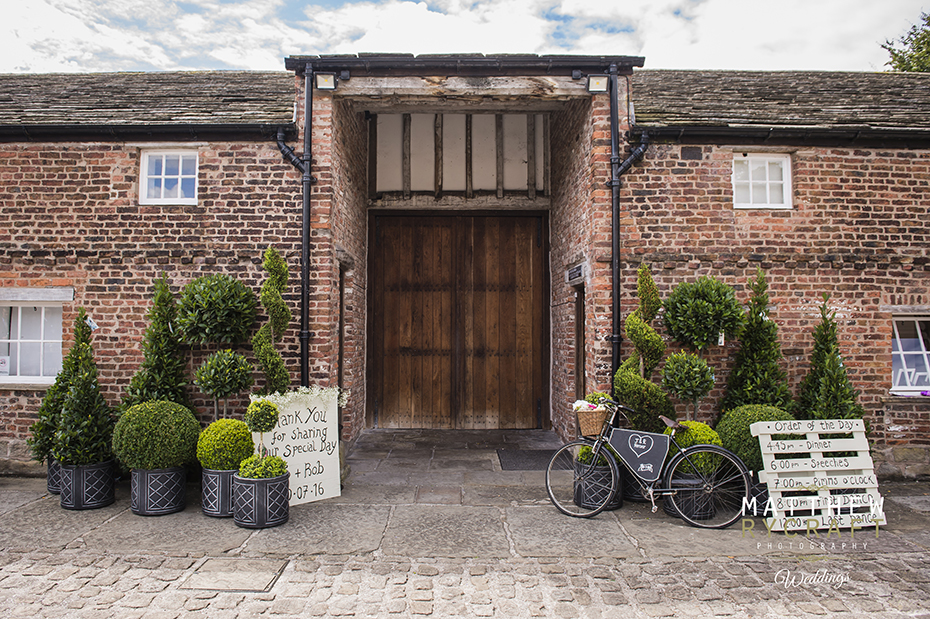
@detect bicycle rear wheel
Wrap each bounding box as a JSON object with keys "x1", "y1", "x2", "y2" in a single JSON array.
[
  {"x1": 663, "y1": 444, "x2": 750, "y2": 529},
  {"x1": 546, "y1": 440, "x2": 619, "y2": 518}
]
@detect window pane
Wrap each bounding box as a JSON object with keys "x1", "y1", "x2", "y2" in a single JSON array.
[
  {"x1": 44, "y1": 306, "x2": 62, "y2": 340},
  {"x1": 19, "y1": 342, "x2": 40, "y2": 375},
  {"x1": 769, "y1": 182, "x2": 784, "y2": 204},
  {"x1": 750, "y1": 161, "x2": 767, "y2": 181},
  {"x1": 181, "y1": 155, "x2": 196, "y2": 176},
  {"x1": 735, "y1": 183, "x2": 751, "y2": 203},
  {"x1": 893, "y1": 353, "x2": 905, "y2": 386},
  {"x1": 165, "y1": 155, "x2": 180, "y2": 176},
  {"x1": 897, "y1": 320, "x2": 922, "y2": 351},
  {"x1": 734, "y1": 160, "x2": 749, "y2": 181},
  {"x1": 147, "y1": 178, "x2": 161, "y2": 199},
  {"x1": 147, "y1": 155, "x2": 162, "y2": 176},
  {"x1": 919, "y1": 320, "x2": 930, "y2": 350},
  {"x1": 911, "y1": 355, "x2": 929, "y2": 387},
  {"x1": 19, "y1": 307, "x2": 41, "y2": 340},
  {"x1": 181, "y1": 177, "x2": 195, "y2": 198},
  {"x1": 164, "y1": 178, "x2": 179, "y2": 198},
  {"x1": 768, "y1": 161, "x2": 783, "y2": 181},
  {"x1": 751, "y1": 183, "x2": 767, "y2": 203},
  {"x1": 43, "y1": 343, "x2": 62, "y2": 377},
  {"x1": 0, "y1": 306, "x2": 10, "y2": 341},
  {"x1": 7, "y1": 342, "x2": 18, "y2": 375}
]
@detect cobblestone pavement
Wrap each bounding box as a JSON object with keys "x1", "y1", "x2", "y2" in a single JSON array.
[{"x1": 2, "y1": 430, "x2": 930, "y2": 618}]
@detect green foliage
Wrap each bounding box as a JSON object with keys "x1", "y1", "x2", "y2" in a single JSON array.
[
  {"x1": 716, "y1": 405, "x2": 794, "y2": 474},
  {"x1": 51, "y1": 341, "x2": 115, "y2": 466},
  {"x1": 721, "y1": 268, "x2": 792, "y2": 415},
  {"x1": 28, "y1": 308, "x2": 93, "y2": 462},
  {"x1": 238, "y1": 454, "x2": 288, "y2": 479},
  {"x1": 884, "y1": 12, "x2": 930, "y2": 72},
  {"x1": 577, "y1": 444, "x2": 620, "y2": 467},
  {"x1": 252, "y1": 248, "x2": 292, "y2": 395},
  {"x1": 584, "y1": 392, "x2": 611, "y2": 406},
  {"x1": 196, "y1": 418, "x2": 255, "y2": 471},
  {"x1": 194, "y1": 349, "x2": 254, "y2": 417},
  {"x1": 665, "y1": 420, "x2": 722, "y2": 474},
  {"x1": 613, "y1": 369, "x2": 675, "y2": 434},
  {"x1": 122, "y1": 275, "x2": 190, "y2": 411},
  {"x1": 177, "y1": 273, "x2": 257, "y2": 345},
  {"x1": 663, "y1": 276, "x2": 744, "y2": 352},
  {"x1": 112, "y1": 400, "x2": 200, "y2": 470},
  {"x1": 245, "y1": 399, "x2": 280, "y2": 434},
  {"x1": 662, "y1": 352, "x2": 715, "y2": 421}
]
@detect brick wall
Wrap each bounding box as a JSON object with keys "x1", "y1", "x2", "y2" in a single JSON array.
[
  {"x1": 0, "y1": 139, "x2": 305, "y2": 468},
  {"x1": 616, "y1": 143, "x2": 930, "y2": 475}
]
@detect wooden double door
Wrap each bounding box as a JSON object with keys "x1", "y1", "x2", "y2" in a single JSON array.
[{"x1": 368, "y1": 213, "x2": 549, "y2": 429}]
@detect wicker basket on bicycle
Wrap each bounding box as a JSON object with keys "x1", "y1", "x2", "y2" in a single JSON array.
[{"x1": 575, "y1": 408, "x2": 609, "y2": 438}]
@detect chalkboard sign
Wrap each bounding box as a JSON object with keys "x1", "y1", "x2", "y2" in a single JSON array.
[
  {"x1": 252, "y1": 389, "x2": 342, "y2": 506},
  {"x1": 750, "y1": 418, "x2": 885, "y2": 532},
  {"x1": 608, "y1": 428, "x2": 670, "y2": 482}
]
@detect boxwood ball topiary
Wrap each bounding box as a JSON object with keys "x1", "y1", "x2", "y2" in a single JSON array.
[
  {"x1": 197, "y1": 418, "x2": 255, "y2": 471},
  {"x1": 245, "y1": 399, "x2": 280, "y2": 433},
  {"x1": 664, "y1": 420, "x2": 723, "y2": 475},
  {"x1": 239, "y1": 454, "x2": 288, "y2": 479},
  {"x1": 112, "y1": 400, "x2": 201, "y2": 470},
  {"x1": 716, "y1": 405, "x2": 794, "y2": 474}
]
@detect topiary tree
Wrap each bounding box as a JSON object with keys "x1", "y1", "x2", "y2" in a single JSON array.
[
  {"x1": 251, "y1": 248, "x2": 292, "y2": 395},
  {"x1": 613, "y1": 264, "x2": 674, "y2": 433},
  {"x1": 195, "y1": 349, "x2": 254, "y2": 419},
  {"x1": 663, "y1": 420, "x2": 722, "y2": 474},
  {"x1": 197, "y1": 418, "x2": 255, "y2": 471},
  {"x1": 112, "y1": 400, "x2": 201, "y2": 470},
  {"x1": 716, "y1": 404, "x2": 794, "y2": 474},
  {"x1": 662, "y1": 351, "x2": 715, "y2": 421},
  {"x1": 177, "y1": 273, "x2": 257, "y2": 345},
  {"x1": 52, "y1": 341, "x2": 114, "y2": 466},
  {"x1": 795, "y1": 295, "x2": 865, "y2": 421},
  {"x1": 663, "y1": 276, "x2": 744, "y2": 353},
  {"x1": 245, "y1": 398, "x2": 280, "y2": 457},
  {"x1": 720, "y1": 268, "x2": 792, "y2": 415},
  {"x1": 28, "y1": 308, "x2": 93, "y2": 463},
  {"x1": 122, "y1": 275, "x2": 190, "y2": 411}
]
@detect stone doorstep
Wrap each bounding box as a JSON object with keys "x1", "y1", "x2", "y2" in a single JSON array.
[{"x1": 179, "y1": 558, "x2": 288, "y2": 592}]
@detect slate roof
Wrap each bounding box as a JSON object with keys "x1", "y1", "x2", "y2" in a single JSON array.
[
  {"x1": 630, "y1": 70, "x2": 930, "y2": 144},
  {"x1": 0, "y1": 71, "x2": 296, "y2": 139}
]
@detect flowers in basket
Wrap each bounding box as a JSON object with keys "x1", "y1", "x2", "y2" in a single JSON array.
[{"x1": 573, "y1": 399, "x2": 605, "y2": 412}]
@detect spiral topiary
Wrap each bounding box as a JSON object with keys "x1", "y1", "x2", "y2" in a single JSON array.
[
  {"x1": 197, "y1": 419, "x2": 255, "y2": 471},
  {"x1": 112, "y1": 400, "x2": 200, "y2": 470},
  {"x1": 716, "y1": 405, "x2": 794, "y2": 474},
  {"x1": 252, "y1": 247, "x2": 292, "y2": 395},
  {"x1": 664, "y1": 420, "x2": 722, "y2": 475}
]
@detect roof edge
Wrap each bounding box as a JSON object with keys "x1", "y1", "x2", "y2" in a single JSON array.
[{"x1": 284, "y1": 54, "x2": 645, "y2": 76}]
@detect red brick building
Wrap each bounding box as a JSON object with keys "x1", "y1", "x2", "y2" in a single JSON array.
[{"x1": 1, "y1": 57, "x2": 928, "y2": 478}]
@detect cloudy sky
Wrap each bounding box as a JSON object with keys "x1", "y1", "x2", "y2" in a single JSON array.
[{"x1": 3, "y1": 0, "x2": 927, "y2": 74}]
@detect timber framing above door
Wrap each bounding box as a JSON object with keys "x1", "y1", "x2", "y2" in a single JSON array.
[{"x1": 367, "y1": 212, "x2": 550, "y2": 430}]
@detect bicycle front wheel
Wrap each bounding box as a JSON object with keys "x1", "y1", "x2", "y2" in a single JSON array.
[
  {"x1": 546, "y1": 440, "x2": 619, "y2": 518},
  {"x1": 663, "y1": 445, "x2": 750, "y2": 529}
]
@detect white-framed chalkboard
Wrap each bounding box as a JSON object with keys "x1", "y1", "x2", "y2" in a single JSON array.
[{"x1": 750, "y1": 418, "x2": 886, "y2": 532}]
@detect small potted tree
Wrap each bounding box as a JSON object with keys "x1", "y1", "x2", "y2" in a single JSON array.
[
  {"x1": 662, "y1": 352, "x2": 715, "y2": 422},
  {"x1": 662, "y1": 420, "x2": 723, "y2": 520},
  {"x1": 233, "y1": 398, "x2": 289, "y2": 528},
  {"x1": 52, "y1": 335, "x2": 116, "y2": 511},
  {"x1": 197, "y1": 418, "x2": 254, "y2": 518},
  {"x1": 112, "y1": 400, "x2": 201, "y2": 516},
  {"x1": 194, "y1": 349, "x2": 254, "y2": 419}
]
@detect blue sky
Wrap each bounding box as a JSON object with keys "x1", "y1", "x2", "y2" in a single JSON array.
[{"x1": 3, "y1": 0, "x2": 927, "y2": 73}]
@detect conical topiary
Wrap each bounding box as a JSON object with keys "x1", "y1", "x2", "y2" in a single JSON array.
[
  {"x1": 52, "y1": 341, "x2": 114, "y2": 466},
  {"x1": 28, "y1": 308, "x2": 93, "y2": 463},
  {"x1": 121, "y1": 274, "x2": 190, "y2": 411},
  {"x1": 720, "y1": 268, "x2": 792, "y2": 415}
]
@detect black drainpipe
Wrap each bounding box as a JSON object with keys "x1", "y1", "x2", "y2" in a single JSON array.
[
  {"x1": 608, "y1": 63, "x2": 649, "y2": 387},
  {"x1": 276, "y1": 64, "x2": 315, "y2": 388}
]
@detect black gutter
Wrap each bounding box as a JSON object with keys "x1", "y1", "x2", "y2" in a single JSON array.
[
  {"x1": 0, "y1": 123, "x2": 294, "y2": 143},
  {"x1": 609, "y1": 64, "x2": 650, "y2": 387},
  {"x1": 630, "y1": 124, "x2": 930, "y2": 148}
]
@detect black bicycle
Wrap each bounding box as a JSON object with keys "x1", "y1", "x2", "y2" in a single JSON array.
[{"x1": 545, "y1": 397, "x2": 750, "y2": 528}]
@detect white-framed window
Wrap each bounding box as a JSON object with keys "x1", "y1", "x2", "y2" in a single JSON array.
[
  {"x1": 140, "y1": 150, "x2": 198, "y2": 205},
  {"x1": 892, "y1": 316, "x2": 930, "y2": 394},
  {"x1": 733, "y1": 153, "x2": 792, "y2": 209},
  {"x1": 0, "y1": 289, "x2": 72, "y2": 386}
]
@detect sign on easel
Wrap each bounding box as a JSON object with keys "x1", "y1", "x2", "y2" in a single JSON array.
[
  {"x1": 252, "y1": 389, "x2": 342, "y2": 506},
  {"x1": 750, "y1": 418, "x2": 885, "y2": 532}
]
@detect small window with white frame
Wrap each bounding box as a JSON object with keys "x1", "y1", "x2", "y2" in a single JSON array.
[
  {"x1": 733, "y1": 153, "x2": 792, "y2": 209},
  {"x1": 0, "y1": 289, "x2": 72, "y2": 386},
  {"x1": 140, "y1": 150, "x2": 198, "y2": 205},
  {"x1": 892, "y1": 316, "x2": 930, "y2": 394}
]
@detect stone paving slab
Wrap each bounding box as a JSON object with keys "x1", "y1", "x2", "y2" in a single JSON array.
[{"x1": 381, "y1": 505, "x2": 513, "y2": 558}]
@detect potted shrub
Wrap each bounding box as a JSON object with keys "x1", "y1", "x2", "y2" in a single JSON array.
[
  {"x1": 194, "y1": 349, "x2": 254, "y2": 419},
  {"x1": 716, "y1": 404, "x2": 795, "y2": 516},
  {"x1": 112, "y1": 400, "x2": 201, "y2": 516},
  {"x1": 662, "y1": 420, "x2": 722, "y2": 520},
  {"x1": 197, "y1": 418, "x2": 255, "y2": 518},
  {"x1": 28, "y1": 308, "x2": 93, "y2": 494},
  {"x1": 574, "y1": 444, "x2": 623, "y2": 511},
  {"x1": 52, "y1": 336, "x2": 116, "y2": 510},
  {"x1": 233, "y1": 399, "x2": 289, "y2": 528}
]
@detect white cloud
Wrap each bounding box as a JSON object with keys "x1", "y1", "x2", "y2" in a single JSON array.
[{"x1": 1, "y1": 0, "x2": 927, "y2": 73}]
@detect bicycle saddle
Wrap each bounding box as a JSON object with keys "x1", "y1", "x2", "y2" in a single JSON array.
[{"x1": 659, "y1": 415, "x2": 684, "y2": 430}]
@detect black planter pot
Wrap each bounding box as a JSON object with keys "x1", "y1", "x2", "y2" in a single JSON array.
[
  {"x1": 47, "y1": 458, "x2": 61, "y2": 495},
  {"x1": 664, "y1": 473, "x2": 715, "y2": 521},
  {"x1": 59, "y1": 460, "x2": 116, "y2": 510},
  {"x1": 623, "y1": 471, "x2": 650, "y2": 503},
  {"x1": 573, "y1": 461, "x2": 622, "y2": 511},
  {"x1": 131, "y1": 467, "x2": 186, "y2": 516},
  {"x1": 233, "y1": 473, "x2": 290, "y2": 529},
  {"x1": 201, "y1": 468, "x2": 236, "y2": 518}
]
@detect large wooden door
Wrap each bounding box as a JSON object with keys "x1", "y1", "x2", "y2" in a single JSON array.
[{"x1": 368, "y1": 213, "x2": 549, "y2": 429}]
